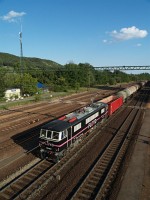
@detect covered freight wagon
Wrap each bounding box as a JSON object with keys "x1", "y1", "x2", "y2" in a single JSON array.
[
  {"x1": 107, "y1": 96, "x2": 123, "y2": 115},
  {"x1": 99, "y1": 95, "x2": 123, "y2": 115}
]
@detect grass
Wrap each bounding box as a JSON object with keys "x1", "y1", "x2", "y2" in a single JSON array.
[{"x1": 0, "y1": 87, "x2": 90, "y2": 110}]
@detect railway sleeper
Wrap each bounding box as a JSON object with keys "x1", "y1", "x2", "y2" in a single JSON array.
[
  {"x1": 15, "y1": 180, "x2": 28, "y2": 188},
  {"x1": 77, "y1": 192, "x2": 91, "y2": 199},
  {"x1": 81, "y1": 187, "x2": 93, "y2": 195},
  {"x1": 99, "y1": 184, "x2": 110, "y2": 197},
  {"x1": 31, "y1": 169, "x2": 42, "y2": 174},
  {"x1": 95, "y1": 166, "x2": 106, "y2": 172},
  {"x1": 99, "y1": 161, "x2": 108, "y2": 167},
  {"x1": 27, "y1": 173, "x2": 38, "y2": 178},
  {"x1": 107, "y1": 143, "x2": 118, "y2": 149},
  {"x1": 102, "y1": 157, "x2": 111, "y2": 162},
  {"x1": 105, "y1": 183, "x2": 111, "y2": 190},
  {"x1": 0, "y1": 192, "x2": 10, "y2": 200},
  {"x1": 106, "y1": 147, "x2": 117, "y2": 152},
  {"x1": 112, "y1": 140, "x2": 122, "y2": 145},
  {"x1": 34, "y1": 166, "x2": 46, "y2": 171},
  {"x1": 95, "y1": 168, "x2": 104, "y2": 174},
  {"x1": 103, "y1": 154, "x2": 112, "y2": 159},
  {"x1": 36, "y1": 166, "x2": 48, "y2": 171},
  {"x1": 8, "y1": 184, "x2": 21, "y2": 193},
  {"x1": 19, "y1": 193, "x2": 29, "y2": 200},
  {"x1": 106, "y1": 148, "x2": 116, "y2": 153},
  {"x1": 40, "y1": 163, "x2": 51, "y2": 168},
  {"x1": 111, "y1": 143, "x2": 120, "y2": 147},
  {"x1": 21, "y1": 176, "x2": 32, "y2": 183},
  {"x1": 36, "y1": 179, "x2": 45, "y2": 186},
  {"x1": 100, "y1": 159, "x2": 109, "y2": 164},
  {"x1": 2, "y1": 187, "x2": 15, "y2": 198},
  {"x1": 43, "y1": 173, "x2": 52, "y2": 179},
  {"x1": 85, "y1": 183, "x2": 96, "y2": 189},
  {"x1": 92, "y1": 171, "x2": 102, "y2": 177},
  {"x1": 103, "y1": 151, "x2": 113, "y2": 157},
  {"x1": 88, "y1": 179, "x2": 98, "y2": 186},
  {"x1": 90, "y1": 175, "x2": 100, "y2": 182}
]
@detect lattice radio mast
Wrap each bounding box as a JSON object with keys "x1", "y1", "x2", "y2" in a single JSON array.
[
  {"x1": 19, "y1": 24, "x2": 23, "y2": 76},
  {"x1": 19, "y1": 23, "x2": 24, "y2": 94}
]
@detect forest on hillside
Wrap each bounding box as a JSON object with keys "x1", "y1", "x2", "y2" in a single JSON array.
[{"x1": 0, "y1": 52, "x2": 150, "y2": 98}]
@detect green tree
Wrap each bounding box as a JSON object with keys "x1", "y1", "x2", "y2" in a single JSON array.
[
  {"x1": 0, "y1": 68, "x2": 7, "y2": 98},
  {"x1": 19, "y1": 73, "x2": 38, "y2": 95}
]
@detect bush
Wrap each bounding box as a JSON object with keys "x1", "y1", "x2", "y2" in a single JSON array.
[
  {"x1": 53, "y1": 85, "x2": 68, "y2": 92},
  {"x1": 34, "y1": 94, "x2": 41, "y2": 102}
]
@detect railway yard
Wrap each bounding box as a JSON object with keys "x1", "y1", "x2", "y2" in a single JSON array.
[{"x1": 0, "y1": 82, "x2": 150, "y2": 200}]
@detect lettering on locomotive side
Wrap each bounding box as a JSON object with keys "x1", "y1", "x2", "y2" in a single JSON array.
[
  {"x1": 88, "y1": 119, "x2": 97, "y2": 129},
  {"x1": 40, "y1": 141, "x2": 53, "y2": 147}
]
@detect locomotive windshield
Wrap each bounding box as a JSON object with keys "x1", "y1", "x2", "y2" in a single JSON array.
[
  {"x1": 40, "y1": 129, "x2": 60, "y2": 140},
  {"x1": 47, "y1": 130, "x2": 52, "y2": 139},
  {"x1": 40, "y1": 129, "x2": 47, "y2": 138},
  {"x1": 52, "y1": 132, "x2": 59, "y2": 140}
]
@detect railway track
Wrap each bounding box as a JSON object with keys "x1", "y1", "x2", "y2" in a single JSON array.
[
  {"x1": 0, "y1": 102, "x2": 46, "y2": 116},
  {"x1": 0, "y1": 89, "x2": 119, "y2": 124},
  {"x1": 70, "y1": 88, "x2": 148, "y2": 200},
  {"x1": 71, "y1": 108, "x2": 141, "y2": 199},
  {"x1": 0, "y1": 85, "x2": 148, "y2": 199},
  {"x1": 106, "y1": 86, "x2": 150, "y2": 200},
  {"x1": 35, "y1": 87, "x2": 148, "y2": 200},
  {"x1": 0, "y1": 159, "x2": 53, "y2": 200}
]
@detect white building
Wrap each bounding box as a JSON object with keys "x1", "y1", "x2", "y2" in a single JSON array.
[{"x1": 5, "y1": 89, "x2": 21, "y2": 101}]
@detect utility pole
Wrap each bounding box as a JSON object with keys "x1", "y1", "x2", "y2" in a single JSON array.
[
  {"x1": 19, "y1": 26, "x2": 23, "y2": 76},
  {"x1": 19, "y1": 24, "x2": 23, "y2": 94}
]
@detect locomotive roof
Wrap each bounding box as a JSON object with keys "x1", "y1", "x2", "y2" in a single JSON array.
[
  {"x1": 42, "y1": 119, "x2": 72, "y2": 131},
  {"x1": 41, "y1": 102, "x2": 107, "y2": 132}
]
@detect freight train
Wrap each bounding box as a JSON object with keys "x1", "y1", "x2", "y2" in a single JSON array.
[{"x1": 39, "y1": 82, "x2": 146, "y2": 162}]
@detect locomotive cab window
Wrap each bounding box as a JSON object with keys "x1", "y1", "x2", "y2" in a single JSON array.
[
  {"x1": 52, "y1": 131, "x2": 59, "y2": 140},
  {"x1": 61, "y1": 131, "x2": 67, "y2": 139},
  {"x1": 40, "y1": 129, "x2": 47, "y2": 138},
  {"x1": 47, "y1": 130, "x2": 52, "y2": 139},
  {"x1": 101, "y1": 108, "x2": 105, "y2": 114}
]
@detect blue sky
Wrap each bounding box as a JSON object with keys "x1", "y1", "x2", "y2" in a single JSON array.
[{"x1": 0, "y1": 0, "x2": 150, "y2": 69}]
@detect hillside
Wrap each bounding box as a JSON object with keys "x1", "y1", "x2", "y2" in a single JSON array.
[{"x1": 0, "y1": 52, "x2": 62, "y2": 71}]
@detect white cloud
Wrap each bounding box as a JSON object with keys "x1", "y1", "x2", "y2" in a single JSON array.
[
  {"x1": 110, "y1": 26, "x2": 148, "y2": 41},
  {"x1": 102, "y1": 39, "x2": 107, "y2": 43},
  {"x1": 1, "y1": 10, "x2": 26, "y2": 22},
  {"x1": 102, "y1": 39, "x2": 113, "y2": 44},
  {"x1": 136, "y1": 43, "x2": 142, "y2": 47}
]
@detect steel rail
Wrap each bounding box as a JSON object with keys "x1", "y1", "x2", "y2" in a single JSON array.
[{"x1": 0, "y1": 159, "x2": 52, "y2": 200}]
